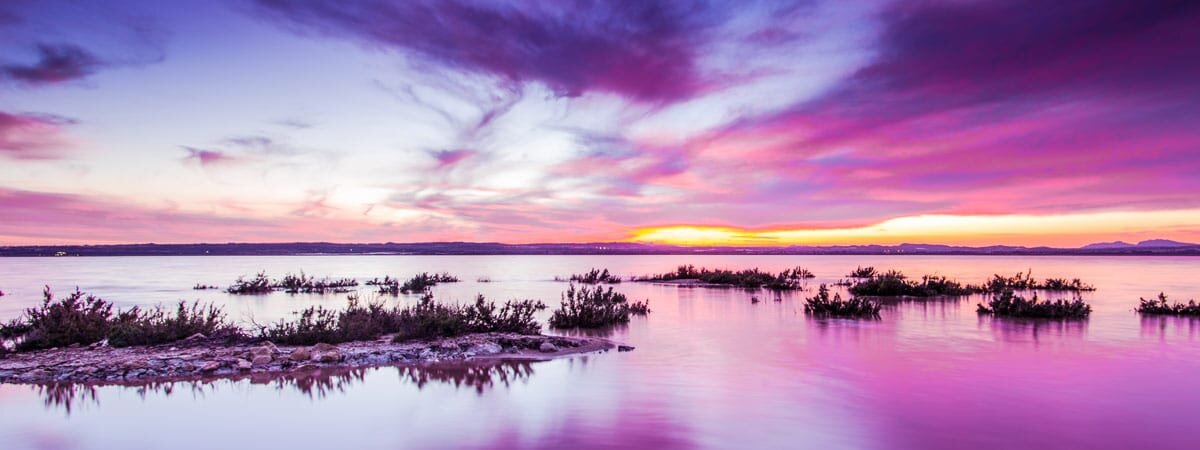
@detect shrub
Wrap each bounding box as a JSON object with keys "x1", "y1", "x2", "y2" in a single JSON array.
[
  {"x1": 192, "y1": 284, "x2": 219, "y2": 290},
  {"x1": 635, "y1": 265, "x2": 811, "y2": 290},
  {"x1": 1136, "y1": 293, "x2": 1200, "y2": 316},
  {"x1": 849, "y1": 271, "x2": 976, "y2": 297},
  {"x1": 398, "y1": 272, "x2": 460, "y2": 294},
  {"x1": 226, "y1": 272, "x2": 272, "y2": 294},
  {"x1": 274, "y1": 272, "x2": 358, "y2": 294},
  {"x1": 804, "y1": 285, "x2": 880, "y2": 318},
  {"x1": 548, "y1": 284, "x2": 649, "y2": 328},
  {"x1": 976, "y1": 290, "x2": 1091, "y2": 319},
  {"x1": 564, "y1": 268, "x2": 622, "y2": 284},
  {"x1": 847, "y1": 266, "x2": 878, "y2": 278},
  {"x1": 0, "y1": 287, "x2": 242, "y2": 351},
  {"x1": 261, "y1": 293, "x2": 543, "y2": 345},
  {"x1": 976, "y1": 270, "x2": 1094, "y2": 292},
  {"x1": 108, "y1": 301, "x2": 242, "y2": 347}
]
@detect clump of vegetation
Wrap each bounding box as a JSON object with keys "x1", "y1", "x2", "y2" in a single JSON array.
[
  {"x1": 803, "y1": 285, "x2": 880, "y2": 318},
  {"x1": 635, "y1": 265, "x2": 812, "y2": 290},
  {"x1": 976, "y1": 290, "x2": 1091, "y2": 319},
  {"x1": 562, "y1": 268, "x2": 622, "y2": 284},
  {"x1": 849, "y1": 271, "x2": 976, "y2": 297},
  {"x1": 975, "y1": 270, "x2": 1095, "y2": 293},
  {"x1": 477, "y1": 277, "x2": 492, "y2": 283},
  {"x1": 0, "y1": 287, "x2": 242, "y2": 352},
  {"x1": 274, "y1": 272, "x2": 358, "y2": 294},
  {"x1": 397, "y1": 273, "x2": 460, "y2": 294},
  {"x1": 548, "y1": 284, "x2": 649, "y2": 328},
  {"x1": 192, "y1": 284, "x2": 219, "y2": 290},
  {"x1": 366, "y1": 276, "x2": 402, "y2": 295},
  {"x1": 226, "y1": 272, "x2": 272, "y2": 294},
  {"x1": 847, "y1": 266, "x2": 878, "y2": 278},
  {"x1": 1135, "y1": 293, "x2": 1200, "y2": 316},
  {"x1": 261, "y1": 294, "x2": 543, "y2": 345}
]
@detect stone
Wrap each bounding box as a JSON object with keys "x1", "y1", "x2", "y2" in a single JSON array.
[
  {"x1": 251, "y1": 355, "x2": 272, "y2": 366},
  {"x1": 235, "y1": 358, "x2": 253, "y2": 371},
  {"x1": 313, "y1": 343, "x2": 337, "y2": 352},
  {"x1": 617, "y1": 345, "x2": 635, "y2": 352},
  {"x1": 538, "y1": 342, "x2": 558, "y2": 353},
  {"x1": 289, "y1": 347, "x2": 312, "y2": 361},
  {"x1": 470, "y1": 342, "x2": 503, "y2": 356},
  {"x1": 312, "y1": 347, "x2": 343, "y2": 363},
  {"x1": 199, "y1": 361, "x2": 221, "y2": 372},
  {"x1": 184, "y1": 333, "x2": 207, "y2": 341}
]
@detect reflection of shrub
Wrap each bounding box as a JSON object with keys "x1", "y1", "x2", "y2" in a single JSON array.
[
  {"x1": 261, "y1": 294, "x2": 543, "y2": 345},
  {"x1": 549, "y1": 285, "x2": 649, "y2": 328},
  {"x1": 635, "y1": 265, "x2": 812, "y2": 290},
  {"x1": 803, "y1": 285, "x2": 880, "y2": 318},
  {"x1": 0, "y1": 287, "x2": 241, "y2": 351},
  {"x1": 976, "y1": 290, "x2": 1091, "y2": 319},
  {"x1": 849, "y1": 271, "x2": 975, "y2": 297},
  {"x1": 1136, "y1": 293, "x2": 1200, "y2": 316}
]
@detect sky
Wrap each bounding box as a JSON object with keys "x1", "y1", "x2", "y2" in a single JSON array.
[{"x1": 1, "y1": 0, "x2": 1198, "y2": 247}]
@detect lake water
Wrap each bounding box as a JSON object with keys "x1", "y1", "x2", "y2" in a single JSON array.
[{"x1": 1, "y1": 255, "x2": 1198, "y2": 449}]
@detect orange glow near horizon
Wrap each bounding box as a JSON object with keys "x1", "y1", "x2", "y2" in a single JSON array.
[{"x1": 630, "y1": 210, "x2": 1200, "y2": 247}]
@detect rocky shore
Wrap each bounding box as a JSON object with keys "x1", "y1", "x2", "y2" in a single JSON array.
[{"x1": 0, "y1": 333, "x2": 630, "y2": 385}]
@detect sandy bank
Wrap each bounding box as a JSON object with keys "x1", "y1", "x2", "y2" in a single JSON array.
[{"x1": 0, "y1": 333, "x2": 632, "y2": 385}]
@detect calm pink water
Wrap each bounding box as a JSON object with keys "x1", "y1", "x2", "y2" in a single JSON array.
[{"x1": 1, "y1": 255, "x2": 1198, "y2": 449}]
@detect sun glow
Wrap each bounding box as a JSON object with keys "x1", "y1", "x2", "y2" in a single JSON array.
[{"x1": 631, "y1": 210, "x2": 1200, "y2": 247}]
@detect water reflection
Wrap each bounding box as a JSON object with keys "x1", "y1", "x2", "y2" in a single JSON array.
[
  {"x1": 979, "y1": 315, "x2": 1088, "y2": 344},
  {"x1": 1140, "y1": 315, "x2": 1200, "y2": 341},
  {"x1": 30, "y1": 359, "x2": 541, "y2": 414}
]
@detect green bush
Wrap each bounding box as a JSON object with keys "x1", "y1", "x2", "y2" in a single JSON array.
[
  {"x1": 635, "y1": 265, "x2": 812, "y2": 290},
  {"x1": 564, "y1": 268, "x2": 622, "y2": 284},
  {"x1": 849, "y1": 271, "x2": 976, "y2": 297},
  {"x1": 548, "y1": 284, "x2": 649, "y2": 328}
]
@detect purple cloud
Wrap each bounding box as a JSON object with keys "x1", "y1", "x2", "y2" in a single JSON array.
[
  {"x1": 0, "y1": 111, "x2": 75, "y2": 159},
  {"x1": 429, "y1": 148, "x2": 474, "y2": 168},
  {"x1": 1, "y1": 43, "x2": 104, "y2": 85},
  {"x1": 182, "y1": 146, "x2": 238, "y2": 167},
  {"x1": 251, "y1": 0, "x2": 753, "y2": 103}
]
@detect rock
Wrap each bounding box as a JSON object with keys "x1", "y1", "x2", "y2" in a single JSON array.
[
  {"x1": 309, "y1": 348, "x2": 343, "y2": 364},
  {"x1": 618, "y1": 345, "x2": 635, "y2": 352},
  {"x1": 538, "y1": 342, "x2": 558, "y2": 353},
  {"x1": 313, "y1": 343, "x2": 337, "y2": 352},
  {"x1": 235, "y1": 358, "x2": 253, "y2": 371},
  {"x1": 251, "y1": 355, "x2": 272, "y2": 366},
  {"x1": 199, "y1": 361, "x2": 221, "y2": 372},
  {"x1": 184, "y1": 333, "x2": 207, "y2": 342},
  {"x1": 289, "y1": 347, "x2": 312, "y2": 361},
  {"x1": 470, "y1": 342, "x2": 503, "y2": 356}
]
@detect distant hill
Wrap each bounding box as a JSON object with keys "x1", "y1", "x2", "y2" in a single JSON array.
[{"x1": 1, "y1": 239, "x2": 1198, "y2": 257}]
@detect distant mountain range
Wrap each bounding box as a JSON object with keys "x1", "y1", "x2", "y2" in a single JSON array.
[{"x1": 1, "y1": 240, "x2": 1197, "y2": 256}]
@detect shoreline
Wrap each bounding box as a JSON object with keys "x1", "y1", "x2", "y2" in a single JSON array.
[{"x1": 0, "y1": 333, "x2": 628, "y2": 385}]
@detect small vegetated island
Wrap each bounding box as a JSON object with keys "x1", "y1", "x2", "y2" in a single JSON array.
[
  {"x1": 1135, "y1": 293, "x2": 1200, "y2": 316},
  {"x1": 0, "y1": 282, "x2": 645, "y2": 384},
  {"x1": 633, "y1": 265, "x2": 815, "y2": 290},
  {"x1": 225, "y1": 272, "x2": 359, "y2": 294},
  {"x1": 557, "y1": 268, "x2": 622, "y2": 284},
  {"x1": 976, "y1": 290, "x2": 1091, "y2": 319},
  {"x1": 366, "y1": 272, "x2": 460, "y2": 295}
]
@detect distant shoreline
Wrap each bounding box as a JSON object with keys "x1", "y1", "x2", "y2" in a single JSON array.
[{"x1": 2, "y1": 242, "x2": 1198, "y2": 257}]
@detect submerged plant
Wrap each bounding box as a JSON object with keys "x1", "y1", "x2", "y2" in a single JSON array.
[
  {"x1": 548, "y1": 284, "x2": 649, "y2": 328},
  {"x1": 226, "y1": 272, "x2": 272, "y2": 294},
  {"x1": 976, "y1": 270, "x2": 1095, "y2": 293},
  {"x1": 977, "y1": 290, "x2": 1091, "y2": 319},
  {"x1": 1135, "y1": 293, "x2": 1200, "y2": 316},
  {"x1": 804, "y1": 285, "x2": 880, "y2": 318},
  {"x1": 397, "y1": 272, "x2": 460, "y2": 294}
]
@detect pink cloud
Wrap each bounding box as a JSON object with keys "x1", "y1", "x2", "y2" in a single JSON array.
[{"x1": 0, "y1": 111, "x2": 75, "y2": 160}]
